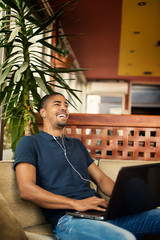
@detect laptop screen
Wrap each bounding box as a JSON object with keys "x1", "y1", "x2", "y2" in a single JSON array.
[{"x1": 106, "y1": 163, "x2": 160, "y2": 220}]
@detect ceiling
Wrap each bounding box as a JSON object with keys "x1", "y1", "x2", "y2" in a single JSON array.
[{"x1": 50, "y1": 0, "x2": 160, "y2": 84}]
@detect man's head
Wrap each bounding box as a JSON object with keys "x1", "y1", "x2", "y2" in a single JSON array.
[
  {"x1": 39, "y1": 92, "x2": 65, "y2": 111},
  {"x1": 39, "y1": 92, "x2": 69, "y2": 130}
]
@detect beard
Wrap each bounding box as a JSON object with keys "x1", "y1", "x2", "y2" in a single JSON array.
[
  {"x1": 56, "y1": 117, "x2": 68, "y2": 128},
  {"x1": 57, "y1": 121, "x2": 67, "y2": 128},
  {"x1": 56, "y1": 111, "x2": 68, "y2": 128}
]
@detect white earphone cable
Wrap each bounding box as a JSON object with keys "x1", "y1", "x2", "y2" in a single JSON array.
[
  {"x1": 45, "y1": 116, "x2": 96, "y2": 188},
  {"x1": 53, "y1": 135, "x2": 91, "y2": 183}
]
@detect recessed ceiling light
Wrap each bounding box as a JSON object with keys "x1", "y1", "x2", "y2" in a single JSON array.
[
  {"x1": 138, "y1": 2, "x2": 146, "y2": 6},
  {"x1": 130, "y1": 50, "x2": 135, "y2": 53},
  {"x1": 128, "y1": 63, "x2": 132, "y2": 66},
  {"x1": 156, "y1": 40, "x2": 160, "y2": 46},
  {"x1": 134, "y1": 31, "x2": 140, "y2": 34},
  {"x1": 143, "y1": 71, "x2": 152, "y2": 75}
]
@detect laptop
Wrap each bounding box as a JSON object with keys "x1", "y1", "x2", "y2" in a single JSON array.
[{"x1": 67, "y1": 163, "x2": 160, "y2": 221}]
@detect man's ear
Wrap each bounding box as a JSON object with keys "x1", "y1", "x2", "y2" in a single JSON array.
[{"x1": 40, "y1": 109, "x2": 46, "y2": 118}]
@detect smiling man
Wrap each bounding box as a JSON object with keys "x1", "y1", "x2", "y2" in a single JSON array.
[
  {"x1": 40, "y1": 93, "x2": 69, "y2": 134},
  {"x1": 14, "y1": 92, "x2": 160, "y2": 240}
]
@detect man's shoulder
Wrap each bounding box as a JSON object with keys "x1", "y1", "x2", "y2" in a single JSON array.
[
  {"x1": 20, "y1": 133, "x2": 40, "y2": 141},
  {"x1": 17, "y1": 133, "x2": 41, "y2": 147}
]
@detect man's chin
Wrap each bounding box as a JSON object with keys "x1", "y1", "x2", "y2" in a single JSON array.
[{"x1": 57, "y1": 122, "x2": 67, "y2": 128}]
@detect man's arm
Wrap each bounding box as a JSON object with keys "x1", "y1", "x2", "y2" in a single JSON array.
[
  {"x1": 88, "y1": 162, "x2": 114, "y2": 197},
  {"x1": 15, "y1": 162, "x2": 108, "y2": 212}
]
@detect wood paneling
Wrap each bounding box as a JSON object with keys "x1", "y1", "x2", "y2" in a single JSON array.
[{"x1": 36, "y1": 113, "x2": 160, "y2": 161}]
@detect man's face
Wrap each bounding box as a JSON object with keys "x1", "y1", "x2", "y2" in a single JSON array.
[{"x1": 44, "y1": 94, "x2": 69, "y2": 129}]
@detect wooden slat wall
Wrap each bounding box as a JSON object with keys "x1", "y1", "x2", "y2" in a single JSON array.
[{"x1": 36, "y1": 113, "x2": 160, "y2": 161}]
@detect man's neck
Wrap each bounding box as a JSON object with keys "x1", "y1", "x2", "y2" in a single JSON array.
[{"x1": 42, "y1": 126, "x2": 63, "y2": 138}]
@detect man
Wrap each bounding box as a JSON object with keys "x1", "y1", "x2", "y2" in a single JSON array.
[{"x1": 14, "y1": 92, "x2": 160, "y2": 240}]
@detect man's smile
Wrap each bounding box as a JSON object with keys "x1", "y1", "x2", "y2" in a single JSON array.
[
  {"x1": 58, "y1": 114, "x2": 67, "y2": 118},
  {"x1": 57, "y1": 113, "x2": 68, "y2": 121}
]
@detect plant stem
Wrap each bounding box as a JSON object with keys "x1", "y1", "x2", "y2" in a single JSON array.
[{"x1": 18, "y1": 4, "x2": 31, "y2": 135}]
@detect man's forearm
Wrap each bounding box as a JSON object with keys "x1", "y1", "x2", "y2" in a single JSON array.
[
  {"x1": 98, "y1": 176, "x2": 114, "y2": 197},
  {"x1": 19, "y1": 183, "x2": 76, "y2": 210},
  {"x1": 20, "y1": 183, "x2": 108, "y2": 212}
]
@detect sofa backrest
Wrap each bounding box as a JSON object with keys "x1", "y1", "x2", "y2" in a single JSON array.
[{"x1": 0, "y1": 160, "x2": 47, "y2": 228}]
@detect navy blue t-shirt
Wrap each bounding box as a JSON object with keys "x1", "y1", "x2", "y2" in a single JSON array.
[{"x1": 14, "y1": 131, "x2": 100, "y2": 228}]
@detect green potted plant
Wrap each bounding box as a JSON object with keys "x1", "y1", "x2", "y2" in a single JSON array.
[{"x1": 0, "y1": 0, "x2": 83, "y2": 153}]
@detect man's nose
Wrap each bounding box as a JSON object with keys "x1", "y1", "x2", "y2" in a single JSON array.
[{"x1": 61, "y1": 104, "x2": 67, "y2": 111}]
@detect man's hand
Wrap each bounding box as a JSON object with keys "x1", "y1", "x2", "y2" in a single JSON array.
[{"x1": 73, "y1": 196, "x2": 108, "y2": 212}]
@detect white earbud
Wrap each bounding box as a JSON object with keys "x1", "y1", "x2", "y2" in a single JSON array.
[{"x1": 42, "y1": 112, "x2": 45, "y2": 117}]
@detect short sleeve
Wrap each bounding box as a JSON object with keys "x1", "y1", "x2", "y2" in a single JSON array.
[{"x1": 14, "y1": 136, "x2": 37, "y2": 169}]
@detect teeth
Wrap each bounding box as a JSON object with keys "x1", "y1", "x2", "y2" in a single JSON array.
[{"x1": 58, "y1": 114, "x2": 66, "y2": 117}]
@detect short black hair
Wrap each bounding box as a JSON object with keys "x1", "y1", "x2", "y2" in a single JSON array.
[{"x1": 39, "y1": 92, "x2": 64, "y2": 111}]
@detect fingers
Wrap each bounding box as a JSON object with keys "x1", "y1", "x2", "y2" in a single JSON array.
[
  {"x1": 73, "y1": 196, "x2": 108, "y2": 212},
  {"x1": 91, "y1": 197, "x2": 108, "y2": 211}
]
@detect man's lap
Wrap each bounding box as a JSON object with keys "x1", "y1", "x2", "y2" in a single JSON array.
[
  {"x1": 54, "y1": 214, "x2": 135, "y2": 240},
  {"x1": 109, "y1": 208, "x2": 160, "y2": 239},
  {"x1": 54, "y1": 208, "x2": 160, "y2": 240}
]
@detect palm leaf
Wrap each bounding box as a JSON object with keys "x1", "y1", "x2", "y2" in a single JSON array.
[
  {"x1": 30, "y1": 1, "x2": 71, "y2": 39},
  {"x1": 14, "y1": 62, "x2": 28, "y2": 83},
  {"x1": 35, "y1": 75, "x2": 49, "y2": 95},
  {"x1": 1, "y1": 0, "x2": 19, "y2": 12},
  {"x1": 8, "y1": 26, "x2": 21, "y2": 43},
  {"x1": 0, "y1": 0, "x2": 85, "y2": 152},
  {"x1": 0, "y1": 66, "x2": 12, "y2": 84}
]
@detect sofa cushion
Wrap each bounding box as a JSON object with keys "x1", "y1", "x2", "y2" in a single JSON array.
[
  {"x1": 99, "y1": 159, "x2": 158, "y2": 181},
  {"x1": 25, "y1": 231, "x2": 54, "y2": 240},
  {"x1": 0, "y1": 192, "x2": 27, "y2": 240},
  {"x1": 0, "y1": 161, "x2": 47, "y2": 228},
  {"x1": 24, "y1": 223, "x2": 53, "y2": 237}
]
